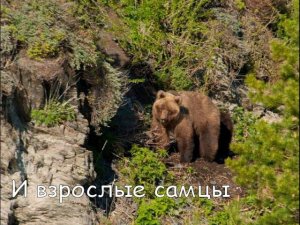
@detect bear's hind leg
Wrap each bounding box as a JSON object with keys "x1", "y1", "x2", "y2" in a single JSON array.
[{"x1": 199, "y1": 126, "x2": 219, "y2": 162}]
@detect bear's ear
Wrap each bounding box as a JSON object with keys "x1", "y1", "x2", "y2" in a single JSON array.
[
  {"x1": 157, "y1": 90, "x2": 166, "y2": 99},
  {"x1": 175, "y1": 96, "x2": 182, "y2": 105}
]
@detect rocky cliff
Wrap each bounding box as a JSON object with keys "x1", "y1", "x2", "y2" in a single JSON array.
[
  {"x1": 1, "y1": 19, "x2": 130, "y2": 223},
  {"x1": 1, "y1": 0, "x2": 290, "y2": 224}
]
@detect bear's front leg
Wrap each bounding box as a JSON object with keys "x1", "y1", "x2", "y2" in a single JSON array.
[
  {"x1": 175, "y1": 123, "x2": 194, "y2": 163},
  {"x1": 150, "y1": 118, "x2": 170, "y2": 149}
]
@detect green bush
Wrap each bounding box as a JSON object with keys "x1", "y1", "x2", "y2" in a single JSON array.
[
  {"x1": 118, "y1": 145, "x2": 189, "y2": 224},
  {"x1": 170, "y1": 67, "x2": 194, "y2": 91},
  {"x1": 11, "y1": 0, "x2": 66, "y2": 59},
  {"x1": 27, "y1": 30, "x2": 66, "y2": 59},
  {"x1": 88, "y1": 62, "x2": 125, "y2": 127},
  {"x1": 234, "y1": 0, "x2": 246, "y2": 10},
  {"x1": 121, "y1": 145, "x2": 169, "y2": 197},
  {"x1": 231, "y1": 106, "x2": 258, "y2": 142},
  {"x1": 208, "y1": 201, "x2": 242, "y2": 225},
  {"x1": 136, "y1": 197, "x2": 177, "y2": 225},
  {"x1": 103, "y1": 0, "x2": 215, "y2": 90},
  {"x1": 69, "y1": 33, "x2": 101, "y2": 70},
  {"x1": 69, "y1": 0, "x2": 104, "y2": 28},
  {"x1": 0, "y1": 24, "x2": 17, "y2": 57},
  {"x1": 224, "y1": 1, "x2": 299, "y2": 224},
  {"x1": 31, "y1": 100, "x2": 76, "y2": 127},
  {"x1": 6, "y1": 0, "x2": 101, "y2": 68}
]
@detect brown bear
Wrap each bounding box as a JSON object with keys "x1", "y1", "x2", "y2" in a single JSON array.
[{"x1": 151, "y1": 90, "x2": 232, "y2": 163}]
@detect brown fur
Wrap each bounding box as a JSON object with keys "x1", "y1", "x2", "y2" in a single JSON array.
[{"x1": 151, "y1": 90, "x2": 221, "y2": 162}]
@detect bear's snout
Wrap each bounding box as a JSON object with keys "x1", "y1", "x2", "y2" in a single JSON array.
[
  {"x1": 160, "y1": 119, "x2": 166, "y2": 124},
  {"x1": 160, "y1": 111, "x2": 168, "y2": 122}
]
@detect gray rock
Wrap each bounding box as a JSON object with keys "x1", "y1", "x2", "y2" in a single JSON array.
[{"x1": 1, "y1": 56, "x2": 99, "y2": 224}]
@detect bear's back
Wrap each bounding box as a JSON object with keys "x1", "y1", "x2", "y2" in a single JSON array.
[
  {"x1": 178, "y1": 91, "x2": 220, "y2": 131},
  {"x1": 179, "y1": 91, "x2": 218, "y2": 114}
]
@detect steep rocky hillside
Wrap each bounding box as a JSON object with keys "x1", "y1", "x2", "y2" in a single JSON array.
[{"x1": 1, "y1": 0, "x2": 298, "y2": 225}]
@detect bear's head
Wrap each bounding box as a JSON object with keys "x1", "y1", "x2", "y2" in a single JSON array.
[{"x1": 153, "y1": 90, "x2": 182, "y2": 126}]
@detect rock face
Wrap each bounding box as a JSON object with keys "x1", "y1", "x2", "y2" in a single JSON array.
[
  {"x1": 1, "y1": 121, "x2": 97, "y2": 225},
  {"x1": 0, "y1": 10, "x2": 132, "y2": 220},
  {"x1": 0, "y1": 55, "x2": 99, "y2": 224}
]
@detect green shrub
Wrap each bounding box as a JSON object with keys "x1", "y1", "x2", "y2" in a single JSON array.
[
  {"x1": 6, "y1": 0, "x2": 102, "y2": 68},
  {"x1": 0, "y1": 24, "x2": 17, "y2": 68},
  {"x1": 118, "y1": 145, "x2": 187, "y2": 224},
  {"x1": 69, "y1": 34, "x2": 101, "y2": 70},
  {"x1": 103, "y1": 0, "x2": 214, "y2": 90},
  {"x1": 231, "y1": 106, "x2": 258, "y2": 142},
  {"x1": 88, "y1": 62, "x2": 125, "y2": 127},
  {"x1": 170, "y1": 67, "x2": 194, "y2": 91},
  {"x1": 121, "y1": 145, "x2": 169, "y2": 197},
  {"x1": 11, "y1": 0, "x2": 66, "y2": 59},
  {"x1": 27, "y1": 30, "x2": 66, "y2": 59},
  {"x1": 69, "y1": 0, "x2": 104, "y2": 28},
  {"x1": 31, "y1": 100, "x2": 76, "y2": 127},
  {"x1": 136, "y1": 197, "x2": 177, "y2": 225},
  {"x1": 234, "y1": 0, "x2": 246, "y2": 11},
  {"x1": 208, "y1": 201, "x2": 242, "y2": 225},
  {"x1": 224, "y1": 1, "x2": 299, "y2": 224},
  {"x1": 0, "y1": 24, "x2": 17, "y2": 54}
]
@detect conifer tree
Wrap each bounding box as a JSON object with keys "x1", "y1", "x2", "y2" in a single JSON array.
[{"x1": 227, "y1": 0, "x2": 299, "y2": 224}]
